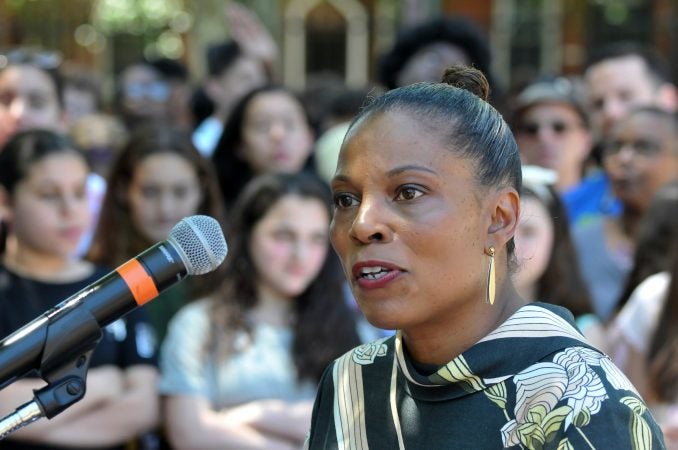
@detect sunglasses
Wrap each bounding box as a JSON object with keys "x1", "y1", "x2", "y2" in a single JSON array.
[
  {"x1": 519, "y1": 121, "x2": 580, "y2": 136},
  {"x1": 123, "y1": 82, "x2": 170, "y2": 102},
  {"x1": 0, "y1": 48, "x2": 62, "y2": 70},
  {"x1": 603, "y1": 140, "x2": 663, "y2": 158}
]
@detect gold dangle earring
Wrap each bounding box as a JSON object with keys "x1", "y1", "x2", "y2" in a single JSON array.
[{"x1": 485, "y1": 247, "x2": 496, "y2": 305}]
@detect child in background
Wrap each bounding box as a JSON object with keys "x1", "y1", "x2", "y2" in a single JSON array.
[
  {"x1": 160, "y1": 172, "x2": 361, "y2": 450},
  {"x1": 87, "y1": 125, "x2": 226, "y2": 345},
  {"x1": 0, "y1": 129, "x2": 158, "y2": 449},
  {"x1": 513, "y1": 166, "x2": 604, "y2": 347},
  {"x1": 211, "y1": 85, "x2": 316, "y2": 209}
]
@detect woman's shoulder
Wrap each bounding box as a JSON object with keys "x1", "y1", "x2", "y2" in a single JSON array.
[
  {"x1": 170, "y1": 297, "x2": 214, "y2": 324},
  {"x1": 615, "y1": 271, "x2": 670, "y2": 328},
  {"x1": 627, "y1": 271, "x2": 671, "y2": 307}
]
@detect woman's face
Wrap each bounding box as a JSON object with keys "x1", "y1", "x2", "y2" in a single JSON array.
[
  {"x1": 250, "y1": 194, "x2": 329, "y2": 300},
  {"x1": 330, "y1": 110, "x2": 491, "y2": 332},
  {"x1": 240, "y1": 91, "x2": 314, "y2": 175},
  {"x1": 513, "y1": 195, "x2": 554, "y2": 298},
  {"x1": 127, "y1": 153, "x2": 203, "y2": 243},
  {"x1": 0, "y1": 65, "x2": 63, "y2": 134},
  {"x1": 603, "y1": 112, "x2": 678, "y2": 212},
  {"x1": 7, "y1": 152, "x2": 90, "y2": 258}
]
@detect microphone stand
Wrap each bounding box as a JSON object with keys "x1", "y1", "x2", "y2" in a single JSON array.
[{"x1": 0, "y1": 302, "x2": 102, "y2": 440}]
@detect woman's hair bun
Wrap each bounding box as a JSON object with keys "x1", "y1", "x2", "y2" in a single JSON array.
[{"x1": 441, "y1": 65, "x2": 490, "y2": 101}]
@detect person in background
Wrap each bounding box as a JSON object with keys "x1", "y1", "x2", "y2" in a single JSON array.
[
  {"x1": 160, "y1": 172, "x2": 361, "y2": 450},
  {"x1": 304, "y1": 65, "x2": 663, "y2": 448},
  {"x1": 585, "y1": 42, "x2": 678, "y2": 143},
  {"x1": 0, "y1": 48, "x2": 106, "y2": 258},
  {"x1": 0, "y1": 129, "x2": 158, "y2": 449},
  {"x1": 607, "y1": 181, "x2": 678, "y2": 447},
  {"x1": 377, "y1": 15, "x2": 503, "y2": 108},
  {"x1": 571, "y1": 41, "x2": 678, "y2": 226},
  {"x1": 511, "y1": 76, "x2": 610, "y2": 226},
  {"x1": 615, "y1": 179, "x2": 678, "y2": 313},
  {"x1": 513, "y1": 166, "x2": 603, "y2": 347},
  {"x1": 87, "y1": 125, "x2": 226, "y2": 345},
  {"x1": 313, "y1": 85, "x2": 373, "y2": 186},
  {"x1": 114, "y1": 60, "x2": 171, "y2": 132},
  {"x1": 60, "y1": 63, "x2": 104, "y2": 128},
  {"x1": 573, "y1": 106, "x2": 678, "y2": 321},
  {"x1": 149, "y1": 57, "x2": 194, "y2": 133},
  {"x1": 192, "y1": 40, "x2": 267, "y2": 157},
  {"x1": 192, "y1": 2, "x2": 276, "y2": 157},
  {"x1": 69, "y1": 113, "x2": 128, "y2": 181},
  {"x1": 0, "y1": 48, "x2": 66, "y2": 144},
  {"x1": 211, "y1": 84, "x2": 316, "y2": 209}
]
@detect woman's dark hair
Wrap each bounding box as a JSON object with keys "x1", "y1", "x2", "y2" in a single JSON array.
[
  {"x1": 0, "y1": 129, "x2": 83, "y2": 194},
  {"x1": 208, "y1": 172, "x2": 361, "y2": 382},
  {"x1": 616, "y1": 180, "x2": 678, "y2": 312},
  {"x1": 378, "y1": 16, "x2": 493, "y2": 90},
  {"x1": 206, "y1": 40, "x2": 243, "y2": 77},
  {"x1": 211, "y1": 84, "x2": 315, "y2": 208},
  {"x1": 615, "y1": 180, "x2": 678, "y2": 400},
  {"x1": 647, "y1": 239, "x2": 678, "y2": 401},
  {"x1": 347, "y1": 65, "x2": 521, "y2": 254},
  {"x1": 88, "y1": 124, "x2": 227, "y2": 296},
  {"x1": 0, "y1": 129, "x2": 85, "y2": 252},
  {"x1": 521, "y1": 184, "x2": 594, "y2": 317}
]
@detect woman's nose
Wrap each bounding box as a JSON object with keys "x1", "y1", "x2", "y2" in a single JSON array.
[
  {"x1": 349, "y1": 197, "x2": 392, "y2": 244},
  {"x1": 269, "y1": 122, "x2": 286, "y2": 141}
]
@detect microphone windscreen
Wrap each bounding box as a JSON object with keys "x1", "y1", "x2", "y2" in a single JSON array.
[{"x1": 168, "y1": 215, "x2": 228, "y2": 275}]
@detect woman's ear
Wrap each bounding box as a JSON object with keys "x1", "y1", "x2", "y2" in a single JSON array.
[{"x1": 486, "y1": 187, "x2": 520, "y2": 248}]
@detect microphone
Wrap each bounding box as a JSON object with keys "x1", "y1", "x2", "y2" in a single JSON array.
[{"x1": 0, "y1": 215, "x2": 228, "y2": 390}]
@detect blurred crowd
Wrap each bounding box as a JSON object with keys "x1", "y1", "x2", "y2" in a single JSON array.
[{"x1": 0, "y1": 3, "x2": 677, "y2": 449}]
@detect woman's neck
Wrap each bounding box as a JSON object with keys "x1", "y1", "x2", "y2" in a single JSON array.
[
  {"x1": 515, "y1": 282, "x2": 537, "y2": 302},
  {"x1": 402, "y1": 280, "x2": 528, "y2": 366},
  {"x1": 250, "y1": 285, "x2": 294, "y2": 327},
  {"x1": 3, "y1": 239, "x2": 91, "y2": 282}
]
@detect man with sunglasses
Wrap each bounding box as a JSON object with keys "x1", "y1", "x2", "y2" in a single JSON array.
[
  {"x1": 514, "y1": 77, "x2": 592, "y2": 194},
  {"x1": 512, "y1": 77, "x2": 611, "y2": 228}
]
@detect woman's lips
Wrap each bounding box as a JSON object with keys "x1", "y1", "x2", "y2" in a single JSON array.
[
  {"x1": 59, "y1": 226, "x2": 84, "y2": 242},
  {"x1": 352, "y1": 260, "x2": 404, "y2": 290}
]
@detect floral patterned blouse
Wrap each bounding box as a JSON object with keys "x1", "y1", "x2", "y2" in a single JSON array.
[{"x1": 305, "y1": 302, "x2": 665, "y2": 449}]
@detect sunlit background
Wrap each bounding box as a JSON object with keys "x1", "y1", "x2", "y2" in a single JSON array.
[{"x1": 0, "y1": 0, "x2": 675, "y2": 98}]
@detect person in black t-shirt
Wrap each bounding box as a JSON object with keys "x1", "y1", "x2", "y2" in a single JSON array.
[{"x1": 0, "y1": 130, "x2": 159, "y2": 450}]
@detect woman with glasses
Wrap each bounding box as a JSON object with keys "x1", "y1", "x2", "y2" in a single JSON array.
[{"x1": 573, "y1": 106, "x2": 678, "y2": 322}]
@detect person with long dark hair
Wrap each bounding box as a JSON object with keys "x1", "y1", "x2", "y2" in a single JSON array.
[
  {"x1": 608, "y1": 181, "x2": 678, "y2": 446},
  {"x1": 0, "y1": 130, "x2": 158, "y2": 449},
  {"x1": 211, "y1": 84, "x2": 316, "y2": 209},
  {"x1": 513, "y1": 166, "x2": 602, "y2": 346},
  {"x1": 88, "y1": 124, "x2": 226, "y2": 344},
  {"x1": 160, "y1": 172, "x2": 361, "y2": 449}
]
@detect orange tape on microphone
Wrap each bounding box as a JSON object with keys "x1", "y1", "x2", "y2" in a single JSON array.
[{"x1": 116, "y1": 259, "x2": 159, "y2": 305}]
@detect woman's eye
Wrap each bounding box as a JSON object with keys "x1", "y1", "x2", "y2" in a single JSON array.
[
  {"x1": 395, "y1": 186, "x2": 423, "y2": 201},
  {"x1": 333, "y1": 193, "x2": 358, "y2": 208}
]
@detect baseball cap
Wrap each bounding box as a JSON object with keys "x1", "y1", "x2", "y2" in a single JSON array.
[{"x1": 514, "y1": 77, "x2": 588, "y2": 125}]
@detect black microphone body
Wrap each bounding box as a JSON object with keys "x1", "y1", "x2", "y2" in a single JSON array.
[
  {"x1": 0, "y1": 240, "x2": 187, "y2": 390},
  {"x1": 0, "y1": 214, "x2": 228, "y2": 394}
]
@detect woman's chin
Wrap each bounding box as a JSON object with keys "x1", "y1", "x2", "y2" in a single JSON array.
[{"x1": 361, "y1": 309, "x2": 403, "y2": 332}]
